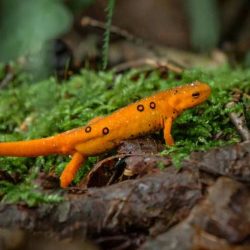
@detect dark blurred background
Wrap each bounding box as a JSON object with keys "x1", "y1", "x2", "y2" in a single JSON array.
[{"x1": 0, "y1": 0, "x2": 249, "y2": 78}]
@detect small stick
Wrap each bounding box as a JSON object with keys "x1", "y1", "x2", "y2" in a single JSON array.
[
  {"x1": 80, "y1": 17, "x2": 185, "y2": 71},
  {"x1": 81, "y1": 16, "x2": 145, "y2": 45},
  {"x1": 80, "y1": 16, "x2": 161, "y2": 58},
  {"x1": 112, "y1": 58, "x2": 184, "y2": 74},
  {"x1": 0, "y1": 72, "x2": 13, "y2": 89},
  {"x1": 226, "y1": 89, "x2": 250, "y2": 141}
]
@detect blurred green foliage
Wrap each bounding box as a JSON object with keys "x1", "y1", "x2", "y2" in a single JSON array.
[
  {"x1": 0, "y1": 167, "x2": 63, "y2": 207},
  {"x1": 0, "y1": 66, "x2": 249, "y2": 205},
  {"x1": 68, "y1": 0, "x2": 94, "y2": 12},
  {"x1": 0, "y1": 0, "x2": 72, "y2": 61},
  {"x1": 245, "y1": 51, "x2": 250, "y2": 67},
  {"x1": 0, "y1": 0, "x2": 94, "y2": 77},
  {"x1": 185, "y1": 0, "x2": 220, "y2": 51}
]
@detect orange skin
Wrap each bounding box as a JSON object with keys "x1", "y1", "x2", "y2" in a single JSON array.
[{"x1": 0, "y1": 82, "x2": 211, "y2": 188}]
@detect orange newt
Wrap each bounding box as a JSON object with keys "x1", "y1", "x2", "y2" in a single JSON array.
[{"x1": 0, "y1": 82, "x2": 211, "y2": 188}]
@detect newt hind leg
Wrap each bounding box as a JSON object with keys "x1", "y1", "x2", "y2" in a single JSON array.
[
  {"x1": 163, "y1": 117, "x2": 174, "y2": 146},
  {"x1": 60, "y1": 152, "x2": 86, "y2": 188}
]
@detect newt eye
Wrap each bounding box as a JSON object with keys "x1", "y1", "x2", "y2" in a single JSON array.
[{"x1": 192, "y1": 92, "x2": 200, "y2": 98}]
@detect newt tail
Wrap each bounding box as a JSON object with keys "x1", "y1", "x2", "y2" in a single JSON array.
[
  {"x1": 0, "y1": 137, "x2": 61, "y2": 157},
  {"x1": 0, "y1": 128, "x2": 87, "y2": 157},
  {"x1": 0, "y1": 82, "x2": 211, "y2": 188}
]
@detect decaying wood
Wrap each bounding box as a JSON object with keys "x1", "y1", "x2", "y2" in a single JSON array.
[
  {"x1": 1, "y1": 141, "x2": 250, "y2": 250},
  {"x1": 140, "y1": 177, "x2": 250, "y2": 250},
  {"x1": 0, "y1": 228, "x2": 99, "y2": 250},
  {"x1": 138, "y1": 141, "x2": 250, "y2": 249},
  {"x1": 0, "y1": 167, "x2": 201, "y2": 238},
  {"x1": 190, "y1": 141, "x2": 250, "y2": 182}
]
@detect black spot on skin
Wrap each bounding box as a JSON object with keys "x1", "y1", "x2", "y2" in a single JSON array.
[
  {"x1": 137, "y1": 104, "x2": 144, "y2": 112},
  {"x1": 192, "y1": 92, "x2": 200, "y2": 98},
  {"x1": 150, "y1": 101, "x2": 156, "y2": 109},
  {"x1": 102, "y1": 127, "x2": 109, "y2": 135},
  {"x1": 85, "y1": 126, "x2": 91, "y2": 133},
  {"x1": 174, "y1": 90, "x2": 178, "y2": 94}
]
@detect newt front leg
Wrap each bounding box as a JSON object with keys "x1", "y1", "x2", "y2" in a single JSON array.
[{"x1": 163, "y1": 117, "x2": 174, "y2": 146}]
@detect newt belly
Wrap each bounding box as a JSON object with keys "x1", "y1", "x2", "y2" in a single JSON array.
[{"x1": 0, "y1": 81, "x2": 211, "y2": 188}]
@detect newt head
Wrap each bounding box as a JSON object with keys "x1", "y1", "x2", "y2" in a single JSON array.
[{"x1": 168, "y1": 81, "x2": 211, "y2": 113}]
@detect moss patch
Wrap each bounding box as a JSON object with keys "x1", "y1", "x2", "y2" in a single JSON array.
[{"x1": 0, "y1": 66, "x2": 249, "y2": 204}]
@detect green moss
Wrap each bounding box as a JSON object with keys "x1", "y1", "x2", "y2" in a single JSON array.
[
  {"x1": 0, "y1": 66, "x2": 249, "y2": 205},
  {"x1": 0, "y1": 167, "x2": 63, "y2": 206}
]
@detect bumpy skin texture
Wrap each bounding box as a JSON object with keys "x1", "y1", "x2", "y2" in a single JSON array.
[{"x1": 0, "y1": 82, "x2": 211, "y2": 188}]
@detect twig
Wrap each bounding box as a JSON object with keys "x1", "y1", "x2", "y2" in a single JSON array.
[
  {"x1": 0, "y1": 72, "x2": 13, "y2": 89},
  {"x1": 81, "y1": 16, "x2": 145, "y2": 45},
  {"x1": 112, "y1": 58, "x2": 184, "y2": 74},
  {"x1": 80, "y1": 17, "x2": 186, "y2": 71},
  {"x1": 226, "y1": 89, "x2": 250, "y2": 141},
  {"x1": 80, "y1": 16, "x2": 161, "y2": 59}
]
